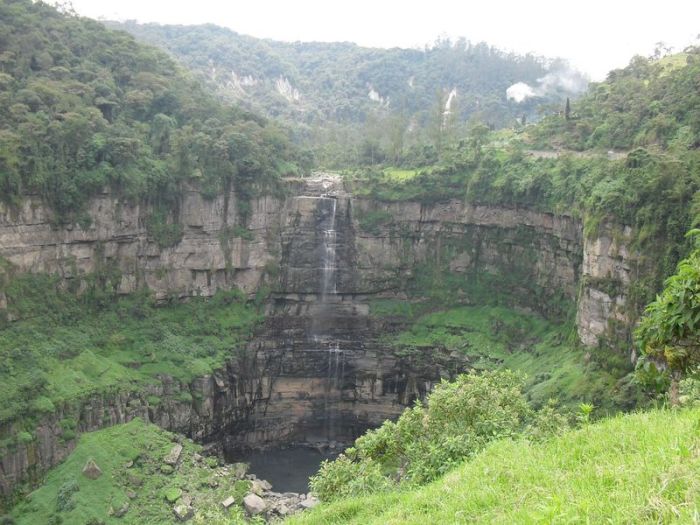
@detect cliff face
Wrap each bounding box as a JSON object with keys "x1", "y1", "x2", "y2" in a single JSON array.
[
  {"x1": 576, "y1": 224, "x2": 639, "y2": 348},
  {"x1": 0, "y1": 174, "x2": 643, "y2": 499},
  {"x1": 0, "y1": 187, "x2": 278, "y2": 303}
]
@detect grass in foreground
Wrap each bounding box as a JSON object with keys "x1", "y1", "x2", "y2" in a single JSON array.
[{"x1": 289, "y1": 407, "x2": 700, "y2": 524}]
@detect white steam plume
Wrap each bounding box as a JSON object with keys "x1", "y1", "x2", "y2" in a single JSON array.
[{"x1": 506, "y1": 65, "x2": 588, "y2": 103}]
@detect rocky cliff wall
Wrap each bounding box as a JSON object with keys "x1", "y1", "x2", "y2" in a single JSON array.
[
  {"x1": 0, "y1": 174, "x2": 643, "y2": 500},
  {"x1": 0, "y1": 187, "x2": 279, "y2": 304},
  {"x1": 0, "y1": 177, "x2": 637, "y2": 345}
]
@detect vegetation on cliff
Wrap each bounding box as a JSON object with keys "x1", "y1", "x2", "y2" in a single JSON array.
[
  {"x1": 8, "y1": 418, "x2": 255, "y2": 524},
  {"x1": 346, "y1": 48, "x2": 700, "y2": 352},
  {"x1": 2, "y1": 4, "x2": 700, "y2": 523},
  {"x1": 0, "y1": 278, "x2": 261, "y2": 433},
  {"x1": 0, "y1": 0, "x2": 309, "y2": 226},
  {"x1": 636, "y1": 241, "x2": 700, "y2": 405},
  {"x1": 370, "y1": 304, "x2": 637, "y2": 412}
]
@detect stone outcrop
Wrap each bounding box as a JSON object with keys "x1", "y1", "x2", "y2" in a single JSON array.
[
  {"x1": 0, "y1": 173, "x2": 646, "y2": 500},
  {"x1": 0, "y1": 186, "x2": 279, "y2": 302},
  {"x1": 576, "y1": 223, "x2": 639, "y2": 348}
]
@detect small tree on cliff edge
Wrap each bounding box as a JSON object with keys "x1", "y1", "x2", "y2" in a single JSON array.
[{"x1": 635, "y1": 236, "x2": 700, "y2": 406}]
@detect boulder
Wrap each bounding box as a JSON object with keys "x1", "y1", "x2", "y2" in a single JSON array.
[
  {"x1": 82, "y1": 459, "x2": 102, "y2": 480},
  {"x1": 230, "y1": 462, "x2": 248, "y2": 479},
  {"x1": 243, "y1": 493, "x2": 266, "y2": 515},
  {"x1": 300, "y1": 495, "x2": 320, "y2": 509},
  {"x1": 164, "y1": 444, "x2": 183, "y2": 465},
  {"x1": 251, "y1": 479, "x2": 271, "y2": 495},
  {"x1": 173, "y1": 504, "x2": 193, "y2": 522},
  {"x1": 221, "y1": 496, "x2": 235, "y2": 509},
  {"x1": 112, "y1": 501, "x2": 130, "y2": 518},
  {"x1": 127, "y1": 474, "x2": 143, "y2": 487},
  {"x1": 259, "y1": 479, "x2": 272, "y2": 491}
]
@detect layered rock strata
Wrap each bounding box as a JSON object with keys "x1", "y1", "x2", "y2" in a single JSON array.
[{"x1": 0, "y1": 174, "x2": 643, "y2": 499}]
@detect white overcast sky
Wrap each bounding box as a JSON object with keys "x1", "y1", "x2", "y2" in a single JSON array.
[{"x1": 70, "y1": 0, "x2": 700, "y2": 80}]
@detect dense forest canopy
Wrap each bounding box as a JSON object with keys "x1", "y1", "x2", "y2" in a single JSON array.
[
  {"x1": 532, "y1": 49, "x2": 700, "y2": 151},
  {"x1": 110, "y1": 21, "x2": 587, "y2": 166},
  {"x1": 0, "y1": 0, "x2": 309, "y2": 227}
]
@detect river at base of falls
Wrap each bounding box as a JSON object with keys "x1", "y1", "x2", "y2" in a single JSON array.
[{"x1": 229, "y1": 446, "x2": 340, "y2": 493}]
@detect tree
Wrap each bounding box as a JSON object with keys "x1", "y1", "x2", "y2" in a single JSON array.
[
  {"x1": 635, "y1": 240, "x2": 700, "y2": 406},
  {"x1": 387, "y1": 113, "x2": 408, "y2": 165},
  {"x1": 429, "y1": 89, "x2": 448, "y2": 158}
]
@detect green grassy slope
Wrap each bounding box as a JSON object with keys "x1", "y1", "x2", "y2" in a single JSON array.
[
  {"x1": 371, "y1": 303, "x2": 639, "y2": 411},
  {"x1": 9, "y1": 418, "x2": 252, "y2": 524},
  {"x1": 0, "y1": 281, "x2": 261, "y2": 435},
  {"x1": 289, "y1": 407, "x2": 700, "y2": 524}
]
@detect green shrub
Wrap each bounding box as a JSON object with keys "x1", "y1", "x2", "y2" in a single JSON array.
[
  {"x1": 679, "y1": 377, "x2": 700, "y2": 406},
  {"x1": 310, "y1": 370, "x2": 534, "y2": 497},
  {"x1": 177, "y1": 391, "x2": 193, "y2": 403},
  {"x1": 233, "y1": 225, "x2": 254, "y2": 241},
  {"x1": 358, "y1": 210, "x2": 392, "y2": 234},
  {"x1": 55, "y1": 479, "x2": 79, "y2": 512},
  {"x1": 17, "y1": 431, "x2": 33, "y2": 445},
  {"x1": 163, "y1": 487, "x2": 182, "y2": 503},
  {"x1": 147, "y1": 395, "x2": 161, "y2": 406},
  {"x1": 146, "y1": 212, "x2": 184, "y2": 249},
  {"x1": 310, "y1": 456, "x2": 393, "y2": 501},
  {"x1": 32, "y1": 396, "x2": 56, "y2": 414},
  {"x1": 525, "y1": 399, "x2": 571, "y2": 441}
]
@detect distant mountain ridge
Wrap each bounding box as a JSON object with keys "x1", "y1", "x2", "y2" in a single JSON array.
[{"x1": 109, "y1": 21, "x2": 588, "y2": 133}]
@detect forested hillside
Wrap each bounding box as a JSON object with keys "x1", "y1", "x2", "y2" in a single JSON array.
[
  {"x1": 344, "y1": 46, "x2": 700, "y2": 351},
  {"x1": 110, "y1": 21, "x2": 586, "y2": 166},
  {"x1": 532, "y1": 50, "x2": 700, "y2": 150},
  {"x1": 3, "y1": 3, "x2": 700, "y2": 523},
  {"x1": 0, "y1": 0, "x2": 308, "y2": 225}
]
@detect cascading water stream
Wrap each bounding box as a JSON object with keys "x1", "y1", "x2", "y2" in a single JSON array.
[
  {"x1": 316, "y1": 195, "x2": 343, "y2": 440},
  {"x1": 320, "y1": 197, "x2": 337, "y2": 297}
]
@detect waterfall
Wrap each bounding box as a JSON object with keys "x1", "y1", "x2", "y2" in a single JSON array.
[
  {"x1": 316, "y1": 195, "x2": 343, "y2": 441},
  {"x1": 320, "y1": 197, "x2": 337, "y2": 298}
]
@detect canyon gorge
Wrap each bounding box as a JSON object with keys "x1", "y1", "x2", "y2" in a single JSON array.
[{"x1": 0, "y1": 173, "x2": 640, "y2": 498}]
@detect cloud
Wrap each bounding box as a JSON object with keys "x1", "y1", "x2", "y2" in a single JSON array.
[
  {"x1": 507, "y1": 65, "x2": 588, "y2": 103},
  {"x1": 506, "y1": 82, "x2": 536, "y2": 103}
]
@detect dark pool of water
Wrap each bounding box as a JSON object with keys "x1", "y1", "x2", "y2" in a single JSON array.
[{"x1": 233, "y1": 447, "x2": 339, "y2": 493}]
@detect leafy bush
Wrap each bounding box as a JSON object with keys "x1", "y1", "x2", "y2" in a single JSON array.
[
  {"x1": 310, "y1": 456, "x2": 393, "y2": 501},
  {"x1": 358, "y1": 210, "x2": 392, "y2": 234},
  {"x1": 524, "y1": 399, "x2": 571, "y2": 441},
  {"x1": 310, "y1": 370, "x2": 533, "y2": 498},
  {"x1": 679, "y1": 377, "x2": 700, "y2": 406},
  {"x1": 16, "y1": 432, "x2": 33, "y2": 445},
  {"x1": 162, "y1": 487, "x2": 182, "y2": 503},
  {"x1": 635, "y1": 245, "x2": 700, "y2": 404},
  {"x1": 55, "y1": 479, "x2": 79, "y2": 512},
  {"x1": 146, "y1": 212, "x2": 184, "y2": 249},
  {"x1": 32, "y1": 396, "x2": 56, "y2": 414}
]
